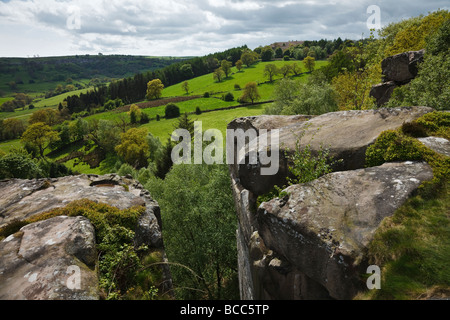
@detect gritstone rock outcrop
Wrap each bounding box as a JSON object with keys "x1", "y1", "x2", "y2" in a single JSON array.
[
  {"x1": 370, "y1": 49, "x2": 425, "y2": 107},
  {"x1": 0, "y1": 174, "x2": 172, "y2": 300},
  {"x1": 228, "y1": 106, "x2": 438, "y2": 300}
]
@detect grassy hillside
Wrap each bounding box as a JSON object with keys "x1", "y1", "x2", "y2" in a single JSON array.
[
  {"x1": 163, "y1": 60, "x2": 328, "y2": 98},
  {"x1": 28, "y1": 59, "x2": 325, "y2": 174},
  {"x1": 0, "y1": 55, "x2": 187, "y2": 97}
]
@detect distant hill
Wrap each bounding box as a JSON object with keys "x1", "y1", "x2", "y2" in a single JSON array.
[{"x1": 0, "y1": 55, "x2": 188, "y2": 96}]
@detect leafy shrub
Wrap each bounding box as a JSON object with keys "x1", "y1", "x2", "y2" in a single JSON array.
[
  {"x1": 0, "y1": 151, "x2": 43, "y2": 179},
  {"x1": 164, "y1": 103, "x2": 180, "y2": 119},
  {"x1": 415, "y1": 111, "x2": 450, "y2": 139},
  {"x1": 400, "y1": 121, "x2": 428, "y2": 138},
  {"x1": 257, "y1": 128, "x2": 339, "y2": 206},
  {"x1": 365, "y1": 130, "x2": 425, "y2": 167},
  {"x1": 223, "y1": 92, "x2": 234, "y2": 102}
]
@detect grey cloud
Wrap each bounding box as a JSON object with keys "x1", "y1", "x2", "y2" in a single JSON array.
[{"x1": 0, "y1": 0, "x2": 449, "y2": 57}]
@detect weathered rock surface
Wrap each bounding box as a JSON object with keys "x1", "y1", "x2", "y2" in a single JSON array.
[
  {"x1": 0, "y1": 174, "x2": 172, "y2": 300},
  {"x1": 418, "y1": 136, "x2": 450, "y2": 157},
  {"x1": 231, "y1": 106, "x2": 433, "y2": 195},
  {"x1": 228, "y1": 108, "x2": 437, "y2": 300},
  {"x1": 371, "y1": 49, "x2": 425, "y2": 106},
  {"x1": 381, "y1": 49, "x2": 425, "y2": 84},
  {"x1": 257, "y1": 161, "x2": 433, "y2": 299},
  {"x1": 0, "y1": 216, "x2": 98, "y2": 300},
  {"x1": 370, "y1": 81, "x2": 398, "y2": 107}
]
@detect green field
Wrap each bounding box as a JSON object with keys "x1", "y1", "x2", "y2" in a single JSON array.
[
  {"x1": 162, "y1": 60, "x2": 328, "y2": 98},
  {"x1": 0, "y1": 87, "x2": 93, "y2": 121},
  {"x1": 0, "y1": 58, "x2": 328, "y2": 174}
]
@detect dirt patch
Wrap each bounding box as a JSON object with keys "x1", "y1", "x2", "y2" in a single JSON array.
[{"x1": 118, "y1": 95, "x2": 202, "y2": 112}]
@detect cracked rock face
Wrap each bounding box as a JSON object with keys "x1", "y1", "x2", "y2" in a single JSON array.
[
  {"x1": 0, "y1": 174, "x2": 171, "y2": 300},
  {"x1": 231, "y1": 106, "x2": 433, "y2": 195},
  {"x1": 257, "y1": 161, "x2": 433, "y2": 299},
  {"x1": 228, "y1": 108, "x2": 437, "y2": 300}
]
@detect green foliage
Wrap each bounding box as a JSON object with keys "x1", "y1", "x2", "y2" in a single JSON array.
[
  {"x1": 3, "y1": 199, "x2": 170, "y2": 300},
  {"x1": 303, "y1": 56, "x2": 316, "y2": 73},
  {"x1": 260, "y1": 46, "x2": 274, "y2": 61},
  {"x1": 174, "y1": 112, "x2": 195, "y2": 137},
  {"x1": 146, "y1": 79, "x2": 164, "y2": 100},
  {"x1": 266, "y1": 78, "x2": 337, "y2": 115},
  {"x1": 154, "y1": 138, "x2": 173, "y2": 179},
  {"x1": 263, "y1": 64, "x2": 279, "y2": 82},
  {"x1": 257, "y1": 128, "x2": 338, "y2": 206},
  {"x1": 21, "y1": 122, "x2": 60, "y2": 158},
  {"x1": 146, "y1": 163, "x2": 238, "y2": 300},
  {"x1": 164, "y1": 103, "x2": 180, "y2": 119},
  {"x1": 240, "y1": 81, "x2": 260, "y2": 104},
  {"x1": 365, "y1": 113, "x2": 450, "y2": 194},
  {"x1": 415, "y1": 111, "x2": 450, "y2": 139},
  {"x1": 426, "y1": 18, "x2": 450, "y2": 56},
  {"x1": 382, "y1": 10, "x2": 449, "y2": 57},
  {"x1": 366, "y1": 184, "x2": 450, "y2": 299},
  {"x1": 96, "y1": 120, "x2": 121, "y2": 153},
  {"x1": 0, "y1": 150, "x2": 43, "y2": 179},
  {"x1": 115, "y1": 127, "x2": 149, "y2": 168},
  {"x1": 1, "y1": 199, "x2": 166, "y2": 300},
  {"x1": 223, "y1": 92, "x2": 234, "y2": 102},
  {"x1": 286, "y1": 129, "x2": 338, "y2": 185},
  {"x1": 365, "y1": 130, "x2": 426, "y2": 167}
]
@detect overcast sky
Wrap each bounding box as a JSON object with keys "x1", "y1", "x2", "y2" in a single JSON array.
[{"x1": 0, "y1": 0, "x2": 448, "y2": 58}]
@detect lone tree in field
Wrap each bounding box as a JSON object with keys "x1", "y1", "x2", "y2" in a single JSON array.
[
  {"x1": 128, "y1": 104, "x2": 142, "y2": 124},
  {"x1": 146, "y1": 79, "x2": 164, "y2": 100},
  {"x1": 241, "y1": 82, "x2": 260, "y2": 104},
  {"x1": 221, "y1": 60, "x2": 232, "y2": 78},
  {"x1": 279, "y1": 64, "x2": 293, "y2": 78},
  {"x1": 115, "y1": 127, "x2": 149, "y2": 168},
  {"x1": 213, "y1": 68, "x2": 226, "y2": 83},
  {"x1": 21, "y1": 122, "x2": 60, "y2": 158},
  {"x1": 291, "y1": 62, "x2": 302, "y2": 76},
  {"x1": 263, "y1": 64, "x2": 279, "y2": 82},
  {"x1": 303, "y1": 56, "x2": 316, "y2": 73},
  {"x1": 235, "y1": 60, "x2": 243, "y2": 72},
  {"x1": 241, "y1": 50, "x2": 258, "y2": 67},
  {"x1": 182, "y1": 81, "x2": 190, "y2": 95}
]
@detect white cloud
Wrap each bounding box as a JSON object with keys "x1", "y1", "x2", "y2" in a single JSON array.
[{"x1": 0, "y1": 0, "x2": 448, "y2": 57}]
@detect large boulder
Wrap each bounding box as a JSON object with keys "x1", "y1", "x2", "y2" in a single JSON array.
[
  {"x1": 371, "y1": 49, "x2": 425, "y2": 106},
  {"x1": 0, "y1": 174, "x2": 172, "y2": 300},
  {"x1": 381, "y1": 49, "x2": 425, "y2": 84},
  {"x1": 231, "y1": 106, "x2": 433, "y2": 195},
  {"x1": 370, "y1": 81, "x2": 398, "y2": 107},
  {"x1": 0, "y1": 216, "x2": 98, "y2": 300},
  {"x1": 256, "y1": 161, "x2": 433, "y2": 299}
]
